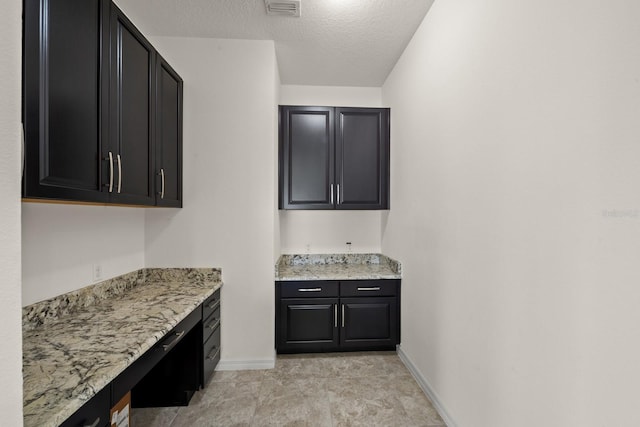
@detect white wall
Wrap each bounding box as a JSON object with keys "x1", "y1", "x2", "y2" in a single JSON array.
[
  {"x1": 0, "y1": 0, "x2": 24, "y2": 423},
  {"x1": 22, "y1": 204, "x2": 145, "y2": 304},
  {"x1": 145, "y1": 37, "x2": 278, "y2": 365},
  {"x1": 382, "y1": 1, "x2": 640, "y2": 426},
  {"x1": 279, "y1": 85, "x2": 385, "y2": 254}
]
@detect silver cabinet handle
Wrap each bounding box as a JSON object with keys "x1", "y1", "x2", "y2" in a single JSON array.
[
  {"x1": 206, "y1": 346, "x2": 221, "y2": 361},
  {"x1": 337, "y1": 184, "x2": 340, "y2": 204},
  {"x1": 298, "y1": 288, "x2": 322, "y2": 292},
  {"x1": 106, "y1": 152, "x2": 114, "y2": 192},
  {"x1": 84, "y1": 417, "x2": 101, "y2": 427},
  {"x1": 341, "y1": 304, "x2": 345, "y2": 328},
  {"x1": 21, "y1": 123, "x2": 25, "y2": 177},
  {"x1": 357, "y1": 287, "x2": 381, "y2": 291},
  {"x1": 334, "y1": 304, "x2": 337, "y2": 328},
  {"x1": 330, "y1": 184, "x2": 334, "y2": 204},
  {"x1": 116, "y1": 154, "x2": 122, "y2": 193},
  {"x1": 161, "y1": 330, "x2": 185, "y2": 352},
  {"x1": 160, "y1": 168, "x2": 165, "y2": 199}
]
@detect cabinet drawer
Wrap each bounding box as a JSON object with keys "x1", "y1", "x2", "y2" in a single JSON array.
[
  {"x1": 60, "y1": 385, "x2": 110, "y2": 427},
  {"x1": 280, "y1": 281, "x2": 338, "y2": 298},
  {"x1": 202, "y1": 289, "x2": 221, "y2": 321},
  {"x1": 340, "y1": 280, "x2": 398, "y2": 297},
  {"x1": 203, "y1": 304, "x2": 221, "y2": 343},
  {"x1": 203, "y1": 324, "x2": 221, "y2": 384}
]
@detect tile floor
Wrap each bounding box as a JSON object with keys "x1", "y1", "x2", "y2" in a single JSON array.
[{"x1": 131, "y1": 352, "x2": 446, "y2": 426}]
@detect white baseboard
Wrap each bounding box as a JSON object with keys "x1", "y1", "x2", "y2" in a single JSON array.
[
  {"x1": 216, "y1": 350, "x2": 276, "y2": 371},
  {"x1": 397, "y1": 345, "x2": 457, "y2": 427}
]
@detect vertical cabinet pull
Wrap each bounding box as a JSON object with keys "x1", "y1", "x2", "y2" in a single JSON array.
[
  {"x1": 330, "y1": 184, "x2": 334, "y2": 204},
  {"x1": 337, "y1": 184, "x2": 340, "y2": 204},
  {"x1": 106, "y1": 152, "x2": 114, "y2": 192},
  {"x1": 116, "y1": 154, "x2": 122, "y2": 193},
  {"x1": 160, "y1": 168, "x2": 165, "y2": 199},
  {"x1": 334, "y1": 304, "x2": 337, "y2": 328},
  {"x1": 341, "y1": 304, "x2": 345, "y2": 328}
]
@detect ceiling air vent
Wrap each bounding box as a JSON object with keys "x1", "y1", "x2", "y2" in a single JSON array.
[{"x1": 265, "y1": 0, "x2": 301, "y2": 17}]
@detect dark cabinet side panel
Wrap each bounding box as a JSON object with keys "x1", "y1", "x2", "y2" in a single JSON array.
[
  {"x1": 108, "y1": 6, "x2": 155, "y2": 205},
  {"x1": 336, "y1": 108, "x2": 390, "y2": 209},
  {"x1": 280, "y1": 106, "x2": 335, "y2": 209},
  {"x1": 23, "y1": 0, "x2": 109, "y2": 202}
]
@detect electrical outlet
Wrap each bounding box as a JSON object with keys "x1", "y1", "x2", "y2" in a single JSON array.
[
  {"x1": 346, "y1": 242, "x2": 352, "y2": 252},
  {"x1": 305, "y1": 244, "x2": 311, "y2": 253},
  {"x1": 93, "y1": 263, "x2": 103, "y2": 282}
]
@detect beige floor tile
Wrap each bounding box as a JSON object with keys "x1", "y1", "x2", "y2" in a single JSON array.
[
  {"x1": 131, "y1": 406, "x2": 179, "y2": 427},
  {"x1": 136, "y1": 352, "x2": 447, "y2": 427}
]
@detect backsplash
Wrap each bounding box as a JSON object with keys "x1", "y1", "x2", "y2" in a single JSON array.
[{"x1": 23, "y1": 268, "x2": 222, "y2": 330}]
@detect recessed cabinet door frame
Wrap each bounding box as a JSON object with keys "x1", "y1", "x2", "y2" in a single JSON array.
[
  {"x1": 278, "y1": 298, "x2": 340, "y2": 353},
  {"x1": 340, "y1": 296, "x2": 397, "y2": 349},
  {"x1": 335, "y1": 108, "x2": 390, "y2": 210},
  {"x1": 23, "y1": 0, "x2": 110, "y2": 203},
  {"x1": 155, "y1": 55, "x2": 183, "y2": 207},
  {"x1": 279, "y1": 106, "x2": 335, "y2": 209},
  {"x1": 108, "y1": 4, "x2": 155, "y2": 206}
]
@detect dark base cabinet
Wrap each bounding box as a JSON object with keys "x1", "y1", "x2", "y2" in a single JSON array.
[
  {"x1": 275, "y1": 280, "x2": 400, "y2": 354},
  {"x1": 201, "y1": 289, "x2": 222, "y2": 387}
]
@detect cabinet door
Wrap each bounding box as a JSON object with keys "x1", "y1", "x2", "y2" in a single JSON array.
[
  {"x1": 23, "y1": 0, "x2": 110, "y2": 202},
  {"x1": 340, "y1": 297, "x2": 397, "y2": 349},
  {"x1": 108, "y1": 5, "x2": 155, "y2": 205},
  {"x1": 277, "y1": 298, "x2": 339, "y2": 353},
  {"x1": 155, "y1": 55, "x2": 183, "y2": 207},
  {"x1": 335, "y1": 108, "x2": 390, "y2": 210},
  {"x1": 279, "y1": 106, "x2": 335, "y2": 209}
]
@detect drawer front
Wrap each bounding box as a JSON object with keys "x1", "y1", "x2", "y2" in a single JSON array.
[
  {"x1": 203, "y1": 324, "x2": 221, "y2": 384},
  {"x1": 202, "y1": 289, "x2": 221, "y2": 321},
  {"x1": 203, "y1": 304, "x2": 221, "y2": 342},
  {"x1": 339, "y1": 280, "x2": 399, "y2": 297},
  {"x1": 279, "y1": 281, "x2": 339, "y2": 298},
  {"x1": 60, "y1": 385, "x2": 110, "y2": 427}
]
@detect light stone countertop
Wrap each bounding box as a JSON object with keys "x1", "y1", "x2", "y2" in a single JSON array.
[
  {"x1": 22, "y1": 268, "x2": 222, "y2": 427},
  {"x1": 275, "y1": 253, "x2": 402, "y2": 281}
]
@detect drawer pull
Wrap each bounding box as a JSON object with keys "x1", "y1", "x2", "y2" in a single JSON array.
[
  {"x1": 84, "y1": 417, "x2": 101, "y2": 427},
  {"x1": 357, "y1": 286, "x2": 381, "y2": 291},
  {"x1": 206, "y1": 319, "x2": 220, "y2": 330},
  {"x1": 161, "y1": 330, "x2": 185, "y2": 352},
  {"x1": 298, "y1": 288, "x2": 322, "y2": 292},
  {"x1": 206, "y1": 346, "x2": 220, "y2": 361},
  {"x1": 207, "y1": 300, "x2": 219, "y2": 309}
]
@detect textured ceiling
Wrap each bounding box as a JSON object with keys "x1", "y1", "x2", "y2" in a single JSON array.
[{"x1": 114, "y1": 0, "x2": 435, "y2": 87}]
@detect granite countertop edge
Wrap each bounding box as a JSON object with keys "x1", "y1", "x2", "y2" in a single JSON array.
[
  {"x1": 274, "y1": 253, "x2": 402, "y2": 281},
  {"x1": 23, "y1": 271, "x2": 222, "y2": 427}
]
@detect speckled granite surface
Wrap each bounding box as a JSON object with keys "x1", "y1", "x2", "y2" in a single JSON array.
[
  {"x1": 22, "y1": 268, "x2": 222, "y2": 427},
  {"x1": 275, "y1": 254, "x2": 401, "y2": 281}
]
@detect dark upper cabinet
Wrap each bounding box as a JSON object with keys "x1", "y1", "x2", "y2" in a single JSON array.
[
  {"x1": 23, "y1": 0, "x2": 182, "y2": 207},
  {"x1": 336, "y1": 108, "x2": 390, "y2": 210},
  {"x1": 155, "y1": 55, "x2": 183, "y2": 207},
  {"x1": 279, "y1": 106, "x2": 389, "y2": 210},
  {"x1": 280, "y1": 106, "x2": 335, "y2": 209},
  {"x1": 108, "y1": 5, "x2": 155, "y2": 206},
  {"x1": 23, "y1": 0, "x2": 110, "y2": 202}
]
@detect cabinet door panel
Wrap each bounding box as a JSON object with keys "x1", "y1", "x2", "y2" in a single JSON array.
[
  {"x1": 340, "y1": 297, "x2": 397, "y2": 349},
  {"x1": 109, "y1": 6, "x2": 154, "y2": 205},
  {"x1": 23, "y1": 0, "x2": 109, "y2": 202},
  {"x1": 336, "y1": 108, "x2": 389, "y2": 209},
  {"x1": 277, "y1": 298, "x2": 339, "y2": 353},
  {"x1": 280, "y1": 106, "x2": 334, "y2": 209},
  {"x1": 155, "y1": 56, "x2": 183, "y2": 207}
]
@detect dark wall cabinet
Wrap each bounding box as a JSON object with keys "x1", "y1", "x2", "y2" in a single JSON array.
[
  {"x1": 275, "y1": 280, "x2": 400, "y2": 353},
  {"x1": 23, "y1": 0, "x2": 183, "y2": 207},
  {"x1": 279, "y1": 106, "x2": 390, "y2": 210}
]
